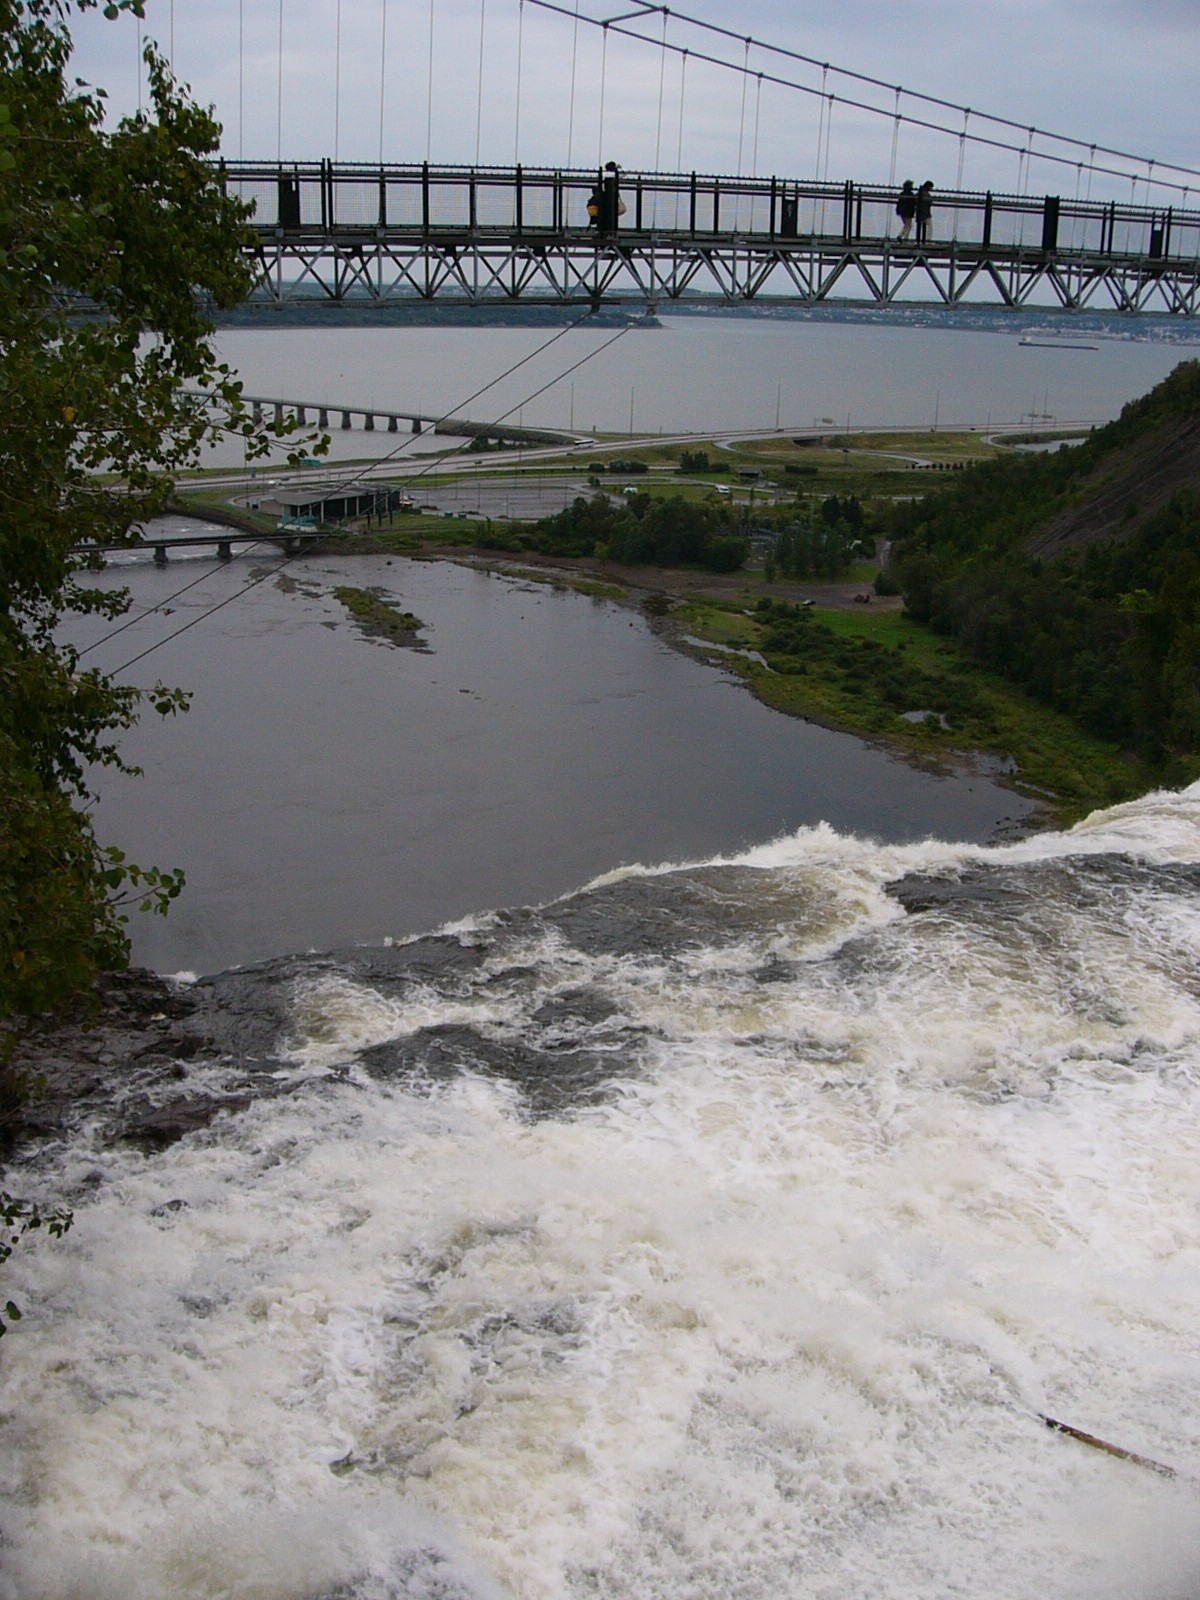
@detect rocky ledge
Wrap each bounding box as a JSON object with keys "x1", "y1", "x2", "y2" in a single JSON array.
[{"x1": 3, "y1": 968, "x2": 246, "y2": 1153}]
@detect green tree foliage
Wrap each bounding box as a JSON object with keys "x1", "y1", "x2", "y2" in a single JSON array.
[
  {"x1": 0, "y1": 1192, "x2": 72, "y2": 1334},
  {"x1": 887, "y1": 363, "x2": 1200, "y2": 774},
  {"x1": 522, "y1": 492, "x2": 749, "y2": 573},
  {"x1": 769, "y1": 498, "x2": 859, "y2": 580},
  {"x1": 0, "y1": 0, "x2": 276, "y2": 1026}
]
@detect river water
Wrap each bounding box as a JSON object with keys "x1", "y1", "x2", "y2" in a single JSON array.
[
  {"x1": 5, "y1": 320, "x2": 1200, "y2": 1598},
  {"x1": 73, "y1": 550, "x2": 1028, "y2": 976},
  {"x1": 203, "y1": 314, "x2": 1196, "y2": 462}
]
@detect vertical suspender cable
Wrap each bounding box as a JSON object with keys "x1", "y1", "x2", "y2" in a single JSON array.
[
  {"x1": 597, "y1": 22, "x2": 609, "y2": 164},
  {"x1": 653, "y1": 6, "x2": 667, "y2": 172},
  {"x1": 1126, "y1": 171, "x2": 1137, "y2": 252},
  {"x1": 334, "y1": 0, "x2": 342, "y2": 163},
  {"x1": 514, "y1": 0, "x2": 525, "y2": 163},
  {"x1": 953, "y1": 109, "x2": 968, "y2": 239},
  {"x1": 751, "y1": 73, "x2": 762, "y2": 174},
  {"x1": 674, "y1": 49, "x2": 688, "y2": 227},
  {"x1": 888, "y1": 88, "x2": 900, "y2": 185},
  {"x1": 676, "y1": 50, "x2": 688, "y2": 167},
  {"x1": 651, "y1": 6, "x2": 667, "y2": 227},
  {"x1": 169, "y1": 0, "x2": 174, "y2": 72},
  {"x1": 1075, "y1": 160, "x2": 1088, "y2": 249},
  {"x1": 814, "y1": 64, "x2": 827, "y2": 180},
  {"x1": 275, "y1": 0, "x2": 283, "y2": 162},
  {"x1": 380, "y1": 0, "x2": 390, "y2": 163},
  {"x1": 475, "y1": 0, "x2": 487, "y2": 165},
  {"x1": 819, "y1": 94, "x2": 834, "y2": 231},
  {"x1": 426, "y1": 0, "x2": 435, "y2": 162},
  {"x1": 136, "y1": 14, "x2": 142, "y2": 114},
  {"x1": 1016, "y1": 133, "x2": 1030, "y2": 246},
  {"x1": 566, "y1": 1, "x2": 580, "y2": 166},
  {"x1": 238, "y1": 0, "x2": 244, "y2": 159},
  {"x1": 735, "y1": 37, "x2": 749, "y2": 175},
  {"x1": 749, "y1": 71, "x2": 762, "y2": 229}
]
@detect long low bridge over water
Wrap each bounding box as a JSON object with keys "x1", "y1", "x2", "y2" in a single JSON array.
[
  {"x1": 235, "y1": 395, "x2": 570, "y2": 446},
  {"x1": 220, "y1": 160, "x2": 1200, "y2": 316}
]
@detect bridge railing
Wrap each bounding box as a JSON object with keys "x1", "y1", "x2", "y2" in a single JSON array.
[{"x1": 220, "y1": 162, "x2": 1200, "y2": 267}]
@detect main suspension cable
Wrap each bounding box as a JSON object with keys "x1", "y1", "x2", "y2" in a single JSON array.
[
  {"x1": 522, "y1": 0, "x2": 1200, "y2": 194},
  {"x1": 546, "y1": 0, "x2": 1200, "y2": 187}
]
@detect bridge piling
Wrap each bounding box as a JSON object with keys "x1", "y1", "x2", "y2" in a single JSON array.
[
  {"x1": 217, "y1": 540, "x2": 232, "y2": 561},
  {"x1": 388, "y1": 415, "x2": 398, "y2": 432},
  {"x1": 153, "y1": 545, "x2": 168, "y2": 566},
  {"x1": 364, "y1": 413, "x2": 375, "y2": 431},
  {"x1": 341, "y1": 410, "x2": 352, "y2": 429},
  {"x1": 295, "y1": 404, "x2": 307, "y2": 424},
  {"x1": 411, "y1": 416, "x2": 421, "y2": 433},
  {"x1": 318, "y1": 408, "x2": 329, "y2": 427}
]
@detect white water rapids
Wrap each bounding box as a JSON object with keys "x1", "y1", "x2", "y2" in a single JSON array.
[{"x1": 4, "y1": 785, "x2": 1200, "y2": 1598}]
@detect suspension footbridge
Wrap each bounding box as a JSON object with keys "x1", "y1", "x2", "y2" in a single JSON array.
[
  {"x1": 80, "y1": 0, "x2": 1200, "y2": 319},
  {"x1": 225, "y1": 159, "x2": 1200, "y2": 314}
]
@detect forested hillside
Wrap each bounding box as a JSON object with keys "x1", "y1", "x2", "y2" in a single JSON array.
[{"x1": 888, "y1": 360, "x2": 1200, "y2": 774}]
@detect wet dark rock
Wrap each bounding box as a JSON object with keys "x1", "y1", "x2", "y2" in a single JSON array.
[
  {"x1": 120, "y1": 1093, "x2": 253, "y2": 1152},
  {"x1": 359, "y1": 1020, "x2": 636, "y2": 1120},
  {"x1": 888, "y1": 872, "x2": 1001, "y2": 915},
  {"x1": 5, "y1": 969, "x2": 210, "y2": 1142},
  {"x1": 2, "y1": 967, "x2": 285, "y2": 1152}
]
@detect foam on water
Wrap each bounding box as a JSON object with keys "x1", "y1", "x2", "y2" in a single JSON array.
[{"x1": 5, "y1": 786, "x2": 1200, "y2": 1598}]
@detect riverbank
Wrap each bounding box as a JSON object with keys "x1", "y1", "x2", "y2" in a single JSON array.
[{"x1": 339, "y1": 537, "x2": 1141, "y2": 827}]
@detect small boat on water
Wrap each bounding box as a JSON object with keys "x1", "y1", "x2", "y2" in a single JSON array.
[{"x1": 1018, "y1": 336, "x2": 1099, "y2": 350}]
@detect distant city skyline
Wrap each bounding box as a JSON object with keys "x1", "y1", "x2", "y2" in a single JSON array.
[{"x1": 67, "y1": 0, "x2": 1200, "y2": 204}]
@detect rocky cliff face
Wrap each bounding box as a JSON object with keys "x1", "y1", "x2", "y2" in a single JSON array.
[{"x1": 1031, "y1": 406, "x2": 1200, "y2": 558}]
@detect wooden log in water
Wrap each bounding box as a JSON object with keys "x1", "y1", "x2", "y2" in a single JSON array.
[{"x1": 1040, "y1": 1414, "x2": 1176, "y2": 1478}]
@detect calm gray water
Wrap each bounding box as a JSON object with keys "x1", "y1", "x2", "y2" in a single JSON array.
[
  {"x1": 77, "y1": 552, "x2": 1029, "y2": 975},
  {"x1": 209, "y1": 315, "x2": 1196, "y2": 451}
]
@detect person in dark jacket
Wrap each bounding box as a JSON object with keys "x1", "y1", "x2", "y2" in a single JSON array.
[
  {"x1": 915, "y1": 180, "x2": 934, "y2": 244},
  {"x1": 895, "y1": 180, "x2": 916, "y2": 241},
  {"x1": 601, "y1": 160, "x2": 624, "y2": 232}
]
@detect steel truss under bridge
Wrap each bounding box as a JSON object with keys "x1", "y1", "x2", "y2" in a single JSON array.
[{"x1": 223, "y1": 161, "x2": 1200, "y2": 317}]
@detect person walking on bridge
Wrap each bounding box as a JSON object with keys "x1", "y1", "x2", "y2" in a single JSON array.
[
  {"x1": 600, "y1": 160, "x2": 625, "y2": 232},
  {"x1": 895, "y1": 180, "x2": 916, "y2": 241},
  {"x1": 915, "y1": 180, "x2": 934, "y2": 245}
]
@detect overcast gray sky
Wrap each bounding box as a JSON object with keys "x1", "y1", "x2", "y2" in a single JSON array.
[{"x1": 67, "y1": 0, "x2": 1200, "y2": 204}]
